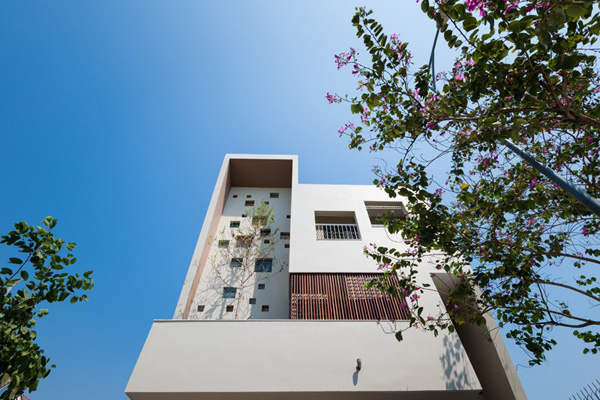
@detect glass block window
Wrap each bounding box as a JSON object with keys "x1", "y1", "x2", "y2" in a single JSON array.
[
  {"x1": 230, "y1": 258, "x2": 243, "y2": 268},
  {"x1": 270, "y1": 193, "x2": 279, "y2": 198},
  {"x1": 230, "y1": 221, "x2": 240, "y2": 228},
  {"x1": 218, "y1": 240, "x2": 229, "y2": 248},
  {"x1": 249, "y1": 298, "x2": 256, "y2": 305},
  {"x1": 223, "y1": 287, "x2": 237, "y2": 298},
  {"x1": 255, "y1": 259, "x2": 273, "y2": 272}
]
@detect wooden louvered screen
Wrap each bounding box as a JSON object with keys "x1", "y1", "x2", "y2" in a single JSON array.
[{"x1": 290, "y1": 273, "x2": 410, "y2": 320}]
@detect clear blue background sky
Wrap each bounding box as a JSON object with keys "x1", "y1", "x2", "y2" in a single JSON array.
[{"x1": 0, "y1": 1, "x2": 596, "y2": 398}]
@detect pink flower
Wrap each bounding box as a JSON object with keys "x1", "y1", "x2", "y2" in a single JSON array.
[
  {"x1": 325, "y1": 92, "x2": 339, "y2": 104},
  {"x1": 466, "y1": 59, "x2": 475, "y2": 67},
  {"x1": 455, "y1": 74, "x2": 465, "y2": 81}
]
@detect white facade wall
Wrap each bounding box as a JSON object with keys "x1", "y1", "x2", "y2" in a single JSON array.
[
  {"x1": 126, "y1": 320, "x2": 482, "y2": 399},
  {"x1": 189, "y1": 187, "x2": 291, "y2": 320},
  {"x1": 290, "y1": 184, "x2": 408, "y2": 274},
  {"x1": 128, "y1": 154, "x2": 526, "y2": 400}
]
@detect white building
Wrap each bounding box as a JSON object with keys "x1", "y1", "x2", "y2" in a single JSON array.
[{"x1": 126, "y1": 154, "x2": 527, "y2": 400}]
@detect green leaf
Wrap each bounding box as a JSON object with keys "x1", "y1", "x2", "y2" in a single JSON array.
[
  {"x1": 565, "y1": 4, "x2": 588, "y2": 19},
  {"x1": 9, "y1": 257, "x2": 23, "y2": 264},
  {"x1": 395, "y1": 331, "x2": 403, "y2": 341},
  {"x1": 350, "y1": 103, "x2": 364, "y2": 114}
]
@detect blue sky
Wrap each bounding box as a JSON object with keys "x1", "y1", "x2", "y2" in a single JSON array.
[{"x1": 0, "y1": 1, "x2": 596, "y2": 398}]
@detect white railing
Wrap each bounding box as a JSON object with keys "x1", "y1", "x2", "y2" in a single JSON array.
[{"x1": 315, "y1": 224, "x2": 361, "y2": 240}]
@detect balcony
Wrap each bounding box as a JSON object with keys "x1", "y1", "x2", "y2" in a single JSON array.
[
  {"x1": 125, "y1": 320, "x2": 482, "y2": 400},
  {"x1": 315, "y1": 224, "x2": 361, "y2": 240}
]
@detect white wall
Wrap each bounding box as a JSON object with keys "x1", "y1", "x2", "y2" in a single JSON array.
[
  {"x1": 125, "y1": 320, "x2": 482, "y2": 399},
  {"x1": 290, "y1": 184, "x2": 411, "y2": 273},
  {"x1": 189, "y1": 187, "x2": 291, "y2": 320}
]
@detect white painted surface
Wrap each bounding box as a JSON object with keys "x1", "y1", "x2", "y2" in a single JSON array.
[
  {"x1": 125, "y1": 320, "x2": 481, "y2": 397},
  {"x1": 138, "y1": 154, "x2": 526, "y2": 400},
  {"x1": 190, "y1": 187, "x2": 291, "y2": 320},
  {"x1": 290, "y1": 184, "x2": 410, "y2": 273}
]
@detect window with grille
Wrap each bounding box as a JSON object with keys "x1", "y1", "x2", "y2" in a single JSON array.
[
  {"x1": 364, "y1": 201, "x2": 406, "y2": 226},
  {"x1": 314, "y1": 211, "x2": 360, "y2": 240}
]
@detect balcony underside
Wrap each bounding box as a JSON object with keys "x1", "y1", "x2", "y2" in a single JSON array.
[{"x1": 126, "y1": 320, "x2": 482, "y2": 400}]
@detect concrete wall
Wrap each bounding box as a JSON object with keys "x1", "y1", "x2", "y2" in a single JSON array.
[
  {"x1": 189, "y1": 187, "x2": 291, "y2": 320},
  {"x1": 125, "y1": 320, "x2": 482, "y2": 399},
  {"x1": 174, "y1": 154, "x2": 297, "y2": 320},
  {"x1": 290, "y1": 184, "x2": 409, "y2": 273}
]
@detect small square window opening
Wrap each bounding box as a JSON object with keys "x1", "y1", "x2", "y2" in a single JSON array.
[
  {"x1": 270, "y1": 193, "x2": 279, "y2": 198},
  {"x1": 230, "y1": 258, "x2": 243, "y2": 268},
  {"x1": 230, "y1": 221, "x2": 240, "y2": 228},
  {"x1": 249, "y1": 298, "x2": 256, "y2": 305},
  {"x1": 223, "y1": 287, "x2": 237, "y2": 298},
  {"x1": 218, "y1": 240, "x2": 229, "y2": 249},
  {"x1": 233, "y1": 194, "x2": 238, "y2": 198},
  {"x1": 245, "y1": 200, "x2": 255, "y2": 206},
  {"x1": 285, "y1": 244, "x2": 290, "y2": 248},
  {"x1": 246, "y1": 195, "x2": 252, "y2": 198},
  {"x1": 260, "y1": 229, "x2": 271, "y2": 237},
  {"x1": 236, "y1": 236, "x2": 252, "y2": 248},
  {"x1": 197, "y1": 305, "x2": 205, "y2": 312},
  {"x1": 226, "y1": 305, "x2": 234, "y2": 312},
  {"x1": 280, "y1": 232, "x2": 290, "y2": 240},
  {"x1": 255, "y1": 259, "x2": 273, "y2": 272},
  {"x1": 262, "y1": 305, "x2": 270, "y2": 312},
  {"x1": 286, "y1": 215, "x2": 291, "y2": 219},
  {"x1": 258, "y1": 284, "x2": 265, "y2": 290}
]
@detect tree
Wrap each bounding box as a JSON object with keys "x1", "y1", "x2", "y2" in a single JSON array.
[
  {"x1": 329, "y1": 1, "x2": 599, "y2": 365},
  {"x1": 196, "y1": 201, "x2": 286, "y2": 319},
  {"x1": 0, "y1": 217, "x2": 93, "y2": 399}
]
